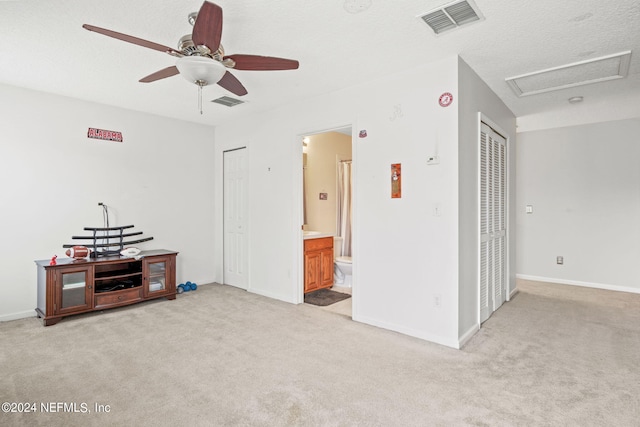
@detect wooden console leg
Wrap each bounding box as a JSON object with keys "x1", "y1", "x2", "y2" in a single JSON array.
[
  {"x1": 35, "y1": 308, "x2": 61, "y2": 326},
  {"x1": 42, "y1": 317, "x2": 62, "y2": 326}
]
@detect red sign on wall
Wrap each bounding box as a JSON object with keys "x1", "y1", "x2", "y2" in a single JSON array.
[
  {"x1": 391, "y1": 163, "x2": 401, "y2": 199},
  {"x1": 87, "y1": 128, "x2": 123, "y2": 142}
]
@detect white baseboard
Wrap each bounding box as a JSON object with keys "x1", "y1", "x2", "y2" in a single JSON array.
[
  {"x1": 248, "y1": 287, "x2": 296, "y2": 304},
  {"x1": 458, "y1": 323, "x2": 480, "y2": 348},
  {"x1": 0, "y1": 310, "x2": 36, "y2": 323},
  {"x1": 516, "y1": 274, "x2": 640, "y2": 295},
  {"x1": 352, "y1": 314, "x2": 460, "y2": 349}
]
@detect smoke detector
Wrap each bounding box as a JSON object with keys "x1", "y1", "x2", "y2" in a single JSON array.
[{"x1": 344, "y1": 0, "x2": 372, "y2": 14}]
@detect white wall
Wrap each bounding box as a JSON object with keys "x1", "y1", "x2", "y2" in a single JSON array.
[
  {"x1": 304, "y1": 132, "x2": 352, "y2": 234},
  {"x1": 213, "y1": 56, "x2": 511, "y2": 348},
  {"x1": 516, "y1": 118, "x2": 640, "y2": 293},
  {"x1": 516, "y1": 95, "x2": 640, "y2": 133},
  {"x1": 353, "y1": 59, "x2": 460, "y2": 347},
  {"x1": 0, "y1": 83, "x2": 217, "y2": 321},
  {"x1": 457, "y1": 58, "x2": 517, "y2": 341}
]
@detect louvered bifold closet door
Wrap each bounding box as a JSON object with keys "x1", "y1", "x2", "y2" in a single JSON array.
[{"x1": 480, "y1": 123, "x2": 507, "y2": 323}]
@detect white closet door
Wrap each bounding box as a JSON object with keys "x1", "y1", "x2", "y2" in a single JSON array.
[
  {"x1": 480, "y1": 123, "x2": 506, "y2": 323},
  {"x1": 223, "y1": 148, "x2": 248, "y2": 289}
]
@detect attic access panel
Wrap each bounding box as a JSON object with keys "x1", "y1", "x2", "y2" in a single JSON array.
[{"x1": 505, "y1": 51, "x2": 632, "y2": 97}]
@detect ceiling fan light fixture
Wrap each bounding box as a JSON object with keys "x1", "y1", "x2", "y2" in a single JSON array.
[
  {"x1": 176, "y1": 56, "x2": 226, "y2": 86},
  {"x1": 82, "y1": 1, "x2": 295, "y2": 104}
]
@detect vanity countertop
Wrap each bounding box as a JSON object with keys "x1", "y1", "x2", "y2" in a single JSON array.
[{"x1": 303, "y1": 231, "x2": 333, "y2": 240}]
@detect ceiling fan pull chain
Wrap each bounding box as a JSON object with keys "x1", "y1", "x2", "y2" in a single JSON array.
[{"x1": 194, "y1": 79, "x2": 207, "y2": 114}]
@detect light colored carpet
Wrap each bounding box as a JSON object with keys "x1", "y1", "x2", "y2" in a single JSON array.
[{"x1": 1, "y1": 280, "x2": 639, "y2": 426}]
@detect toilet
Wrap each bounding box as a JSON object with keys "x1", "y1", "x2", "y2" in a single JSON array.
[{"x1": 333, "y1": 236, "x2": 353, "y2": 287}]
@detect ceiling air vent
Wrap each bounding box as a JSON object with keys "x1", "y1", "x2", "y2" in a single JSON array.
[
  {"x1": 211, "y1": 96, "x2": 245, "y2": 107},
  {"x1": 418, "y1": 0, "x2": 484, "y2": 35},
  {"x1": 505, "y1": 51, "x2": 632, "y2": 97}
]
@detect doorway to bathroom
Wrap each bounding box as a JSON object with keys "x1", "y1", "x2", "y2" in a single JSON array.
[{"x1": 301, "y1": 126, "x2": 353, "y2": 317}]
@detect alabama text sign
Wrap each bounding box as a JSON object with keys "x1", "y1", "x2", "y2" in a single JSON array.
[{"x1": 87, "y1": 128, "x2": 123, "y2": 142}]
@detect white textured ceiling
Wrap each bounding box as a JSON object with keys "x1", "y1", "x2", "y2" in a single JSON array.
[{"x1": 1, "y1": 0, "x2": 639, "y2": 127}]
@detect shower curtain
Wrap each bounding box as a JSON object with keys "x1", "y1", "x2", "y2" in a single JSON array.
[{"x1": 337, "y1": 161, "x2": 352, "y2": 257}]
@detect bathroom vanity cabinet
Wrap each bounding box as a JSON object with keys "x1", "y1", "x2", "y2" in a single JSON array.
[{"x1": 304, "y1": 236, "x2": 333, "y2": 293}]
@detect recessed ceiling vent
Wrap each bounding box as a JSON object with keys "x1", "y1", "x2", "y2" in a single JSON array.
[
  {"x1": 418, "y1": 0, "x2": 484, "y2": 35},
  {"x1": 211, "y1": 96, "x2": 245, "y2": 107},
  {"x1": 505, "y1": 51, "x2": 632, "y2": 97}
]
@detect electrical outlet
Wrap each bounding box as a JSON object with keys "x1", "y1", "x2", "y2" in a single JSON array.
[
  {"x1": 557, "y1": 256, "x2": 564, "y2": 265},
  {"x1": 433, "y1": 294, "x2": 442, "y2": 308}
]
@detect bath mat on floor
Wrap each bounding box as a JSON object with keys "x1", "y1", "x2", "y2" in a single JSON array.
[{"x1": 304, "y1": 289, "x2": 351, "y2": 306}]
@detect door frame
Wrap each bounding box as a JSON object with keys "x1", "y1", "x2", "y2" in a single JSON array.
[
  {"x1": 477, "y1": 113, "x2": 511, "y2": 326},
  {"x1": 294, "y1": 123, "x2": 354, "y2": 306}
]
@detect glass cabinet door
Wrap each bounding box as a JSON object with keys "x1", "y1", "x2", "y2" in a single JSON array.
[
  {"x1": 57, "y1": 268, "x2": 92, "y2": 313},
  {"x1": 147, "y1": 260, "x2": 167, "y2": 294}
]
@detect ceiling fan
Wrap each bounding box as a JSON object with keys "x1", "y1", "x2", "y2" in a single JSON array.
[{"x1": 82, "y1": 1, "x2": 299, "y2": 101}]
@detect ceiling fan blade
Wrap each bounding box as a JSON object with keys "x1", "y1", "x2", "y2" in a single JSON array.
[
  {"x1": 224, "y1": 54, "x2": 299, "y2": 71},
  {"x1": 217, "y1": 71, "x2": 248, "y2": 96},
  {"x1": 83, "y1": 24, "x2": 181, "y2": 56},
  {"x1": 139, "y1": 66, "x2": 180, "y2": 83},
  {"x1": 192, "y1": 1, "x2": 223, "y2": 52}
]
